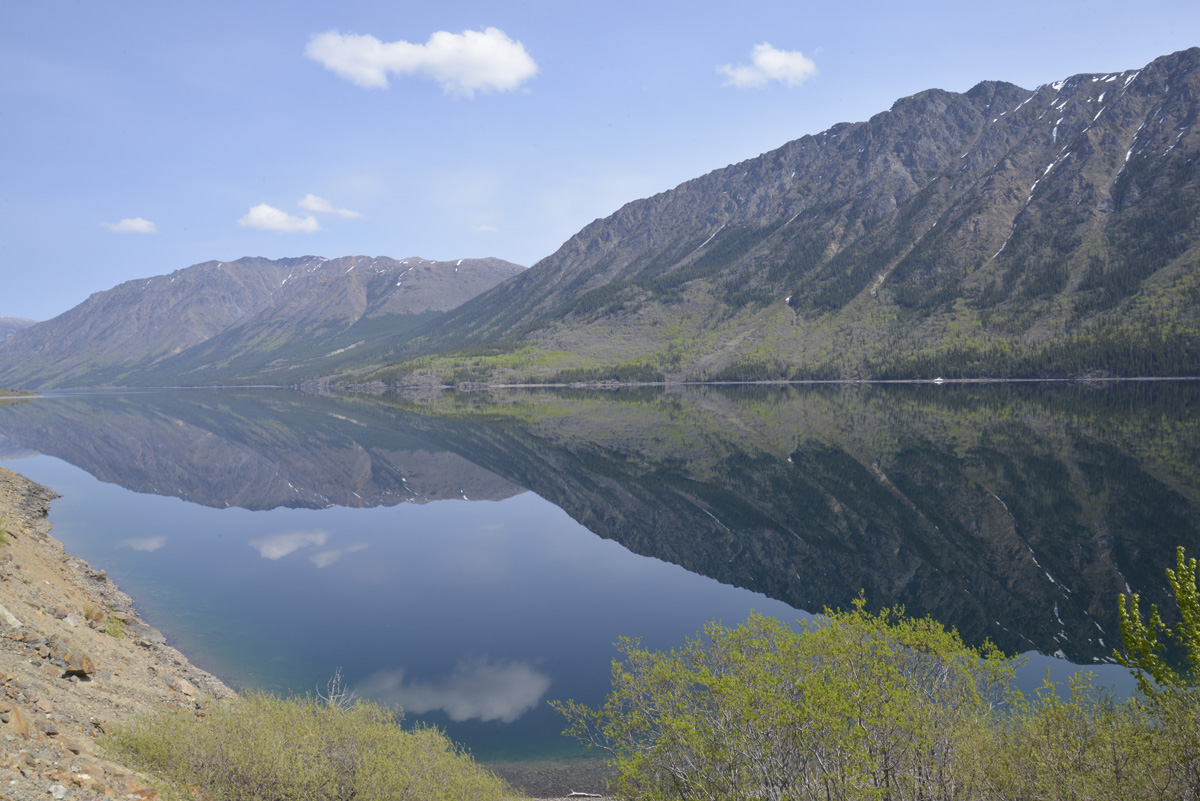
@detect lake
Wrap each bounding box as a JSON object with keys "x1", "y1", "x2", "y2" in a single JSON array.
[{"x1": 1, "y1": 382, "x2": 1195, "y2": 765}]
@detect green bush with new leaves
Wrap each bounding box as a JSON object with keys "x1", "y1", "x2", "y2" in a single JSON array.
[
  {"x1": 558, "y1": 562, "x2": 1200, "y2": 801},
  {"x1": 556, "y1": 603, "x2": 1014, "y2": 801}
]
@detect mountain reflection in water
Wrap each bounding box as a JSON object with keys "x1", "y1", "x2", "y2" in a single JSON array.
[{"x1": 1, "y1": 383, "x2": 1197, "y2": 753}]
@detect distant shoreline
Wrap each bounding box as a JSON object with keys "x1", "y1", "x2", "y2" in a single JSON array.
[{"x1": 7, "y1": 375, "x2": 1200, "y2": 395}]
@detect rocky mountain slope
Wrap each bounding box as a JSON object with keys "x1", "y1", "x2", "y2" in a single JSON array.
[
  {"x1": 365, "y1": 47, "x2": 1200, "y2": 384},
  {"x1": 0, "y1": 318, "x2": 36, "y2": 343},
  {"x1": 0, "y1": 256, "x2": 522, "y2": 388},
  {"x1": 0, "y1": 466, "x2": 234, "y2": 799}
]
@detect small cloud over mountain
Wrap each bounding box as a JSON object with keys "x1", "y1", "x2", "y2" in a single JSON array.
[
  {"x1": 299, "y1": 193, "x2": 360, "y2": 218},
  {"x1": 102, "y1": 217, "x2": 157, "y2": 234},
  {"x1": 305, "y1": 27, "x2": 538, "y2": 97},
  {"x1": 718, "y1": 43, "x2": 817, "y2": 89},
  {"x1": 238, "y1": 204, "x2": 321, "y2": 234}
]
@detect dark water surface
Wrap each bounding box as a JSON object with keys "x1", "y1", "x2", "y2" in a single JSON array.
[{"x1": 1, "y1": 383, "x2": 1195, "y2": 761}]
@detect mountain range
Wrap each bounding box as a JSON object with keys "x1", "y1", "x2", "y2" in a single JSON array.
[
  {"x1": 1, "y1": 47, "x2": 1197, "y2": 388},
  {"x1": 0, "y1": 256, "x2": 521, "y2": 388}
]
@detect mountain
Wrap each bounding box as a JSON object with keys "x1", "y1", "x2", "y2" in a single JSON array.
[
  {"x1": 0, "y1": 256, "x2": 523, "y2": 388},
  {"x1": 0, "y1": 317, "x2": 36, "y2": 342},
  {"x1": 363, "y1": 48, "x2": 1200, "y2": 385}
]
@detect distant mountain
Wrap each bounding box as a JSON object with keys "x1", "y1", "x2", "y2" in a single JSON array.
[
  {"x1": 364, "y1": 48, "x2": 1200, "y2": 384},
  {"x1": 0, "y1": 317, "x2": 36, "y2": 342},
  {"x1": 0, "y1": 256, "x2": 523, "y2": 388}
]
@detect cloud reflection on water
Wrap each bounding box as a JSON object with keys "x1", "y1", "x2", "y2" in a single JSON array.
[
  {"x1": 357, "y1": 658, "x2": 551, "y2": 723},
  {"x1": 117, "y1": 536, "x2": 168, "y2": 552},
  {"x1": 310, "y1": 543, "x2": 369, "y2": 568},
  {"x1": 248, "y1": 530, "x2": 329, "y2": 560}
]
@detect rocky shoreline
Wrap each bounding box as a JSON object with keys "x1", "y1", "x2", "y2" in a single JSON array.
[
  {"x1": 0, "y1": 465, "x2": 613, "y2": 800},
  {"x1": 0, "y1": 465, "x2": 234, "y2": 800}
]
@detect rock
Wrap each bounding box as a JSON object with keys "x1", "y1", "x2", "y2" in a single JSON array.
[
  {"x1": 35, "y1": 719, "x2": 60, "y2": 736},
  {"x1": 62, "y1": 649, "x2": 97, "y2": 679},
  {"x1": 170, "y1": 678, "x2": 195, "y2": 697},
  {"x1": 0, "y1": 602, "x2": 23, "y2": 629},
  {"x1": 125, "y1": 623, "x2": 165, "y2": 647},
  {"x1": 50, "y1": 637, "x2": 97, "y2": 678},
  {"x1": 49, "y1": 783, "x2": 67, "y2": 799},
  {"x1": 6, "y1": 706, "x2": 29, "y2": 738}
]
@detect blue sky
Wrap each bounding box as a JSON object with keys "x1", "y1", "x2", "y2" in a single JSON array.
[{"x1": 2, "y1": 0, "x2": 1197, "y2": 321}]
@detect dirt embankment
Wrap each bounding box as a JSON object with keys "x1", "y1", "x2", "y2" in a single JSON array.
[{"x1": 0, "y1": 465, "x2": 234, "y2": 801}]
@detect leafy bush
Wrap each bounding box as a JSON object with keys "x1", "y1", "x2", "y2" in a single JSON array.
[
  {"x1": 556, "y1": 603, "x2": 1013, "y2": 801},
  {"x1": 557, "y1": 591, "x2": 1200, "y2": 801},
  {"x1": 102, "y1": 690, "x2": 521, "y2": 801},
  {"x1": 983, "y1": 673, "x2": 1166, "y2": 801}
]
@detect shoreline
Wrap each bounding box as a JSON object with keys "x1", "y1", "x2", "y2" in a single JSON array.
[
  {"x1": 0, "y1": 465, "x2": 611, "y2": 800},
  {"x1": 0, "y1": 465, "x2": 235, "y2": 800}
]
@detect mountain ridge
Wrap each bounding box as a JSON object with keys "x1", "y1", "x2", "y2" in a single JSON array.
[
  {"x1": 361, "y1": 47, "x2": 1200, "y2": 384},
  {"x1": 0, "y1": 255, "x2": 523, "y2": 388}
]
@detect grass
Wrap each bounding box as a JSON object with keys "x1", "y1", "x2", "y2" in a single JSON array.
[
  {"x1": 102, "y1": 688, "x2": 525, "y2": 801},
  {"x1": 104, "y1": 615, "x2": 127, "y2": 639}
]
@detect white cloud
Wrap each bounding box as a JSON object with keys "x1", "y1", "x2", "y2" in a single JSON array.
[
  {"x1": 238, "y1": 204, "x2": 321, "y2": 233},
  {"x1": 102, "y1": 217, "x2": 157, "y2": 234},
  {"x1": 718, "y1": 43, "x2": 817, "y2": 89},
  {"x1": 118, "y1": 536, "x2": 167, "y2": 552},
  {"x1": 472, "y1": 224, "x2": 499, "y2": 233},
  {"x1": 249, "y1": 530, "x2": 329, "y2": 560},
  {"x1": 299, "y1": 193, "x2": 361, "y2": 218},
  {"x1": 305, "y1": 27, "x2": 538, "y2": 97},
  {"x1": 357, "y1": 659, "x2": 551, "y2": 723}
]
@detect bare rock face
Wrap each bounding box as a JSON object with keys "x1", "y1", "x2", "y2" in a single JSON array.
[{"x1": 0, "y1": 255, "x2": 523, "y2": 388}]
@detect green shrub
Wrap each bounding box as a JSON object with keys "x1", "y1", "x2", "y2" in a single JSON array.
[
  {"x1": 983, "y1": 672, "x2": 1166, "y2": 801},
  {"x1": 102, "y1": 690, "x2": 522, "y2": 801},
  {"x1": 556, "y1": 602, "x2": 1014, "y2": 801}
]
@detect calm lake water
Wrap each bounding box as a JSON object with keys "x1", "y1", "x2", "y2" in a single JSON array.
[{"x1": 1, "y1": 382, "x2": 1195, "y2": 762}]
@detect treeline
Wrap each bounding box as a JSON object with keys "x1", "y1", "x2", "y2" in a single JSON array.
[
  {"x1": 533, "y1": 363, "x2": 666, "y2": 385},
  {"x1": 873, "y1": 327, "x2": 1200, "y2": 380}
]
